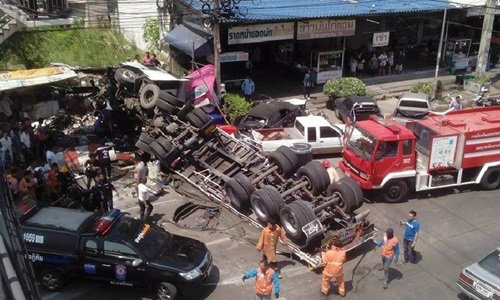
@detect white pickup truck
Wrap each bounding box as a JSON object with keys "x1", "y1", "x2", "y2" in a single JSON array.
[{"x1": 251, "y1": 116, "x2": 345, "y2": 154}]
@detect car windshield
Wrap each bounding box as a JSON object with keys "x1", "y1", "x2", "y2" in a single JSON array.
[
  {"x1": 347, "y1": 126, "x2": 376, "y2": 159},
  {"x1": 134, "y1": 225, "x2": 171, "y2": 260},
  {"x1": 478, "y1": 249, "x2": 500, "y2": 278},
  {"x1": 400, "y1": 100, "x2": 429, "y2": 108}
]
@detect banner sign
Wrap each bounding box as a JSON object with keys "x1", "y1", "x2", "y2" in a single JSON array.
[
  {"x1": 220, "y1": 51, "x2": 249, "y2": 63},
  {"x1": 297, "y1": 19, "x2": 356, "y2": 40},
  {"x1": 228, "y1": 22, "x2": 294, "y2": 45},
  {"x1": 373, "y1": 32, "x2": 390, "y2": 47}
]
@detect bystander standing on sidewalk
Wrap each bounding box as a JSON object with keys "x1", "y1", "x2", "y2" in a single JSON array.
[
  {"x1": 375, "y1": 228, "x2": 400, "y2": 289},
  {"x1": 400, "y1": 210, "x2": 420, "y2": 263},
  {"x1": 242, "y1": 75, "x2": 256, "y2": 101},
  {"x1": 242, "y1": 259, "x2": 281, "y2": 300},
  {"x1": 303, "y1": 69, "x2": 314, "y2": 100}
]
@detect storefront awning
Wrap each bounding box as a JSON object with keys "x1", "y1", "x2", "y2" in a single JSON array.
[{"x1": 165, "y1": 25, "x2": 213, "y2": 57}]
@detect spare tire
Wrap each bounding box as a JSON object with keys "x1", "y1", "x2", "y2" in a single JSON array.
[
  {"x1": 156, "y1": 98, "x2": 180, "y2": 114},
  {"x1": 225, "y1": 178, "x2": 250, "y2": 211},
  {"x1": 327, "y1": 179, "x2": 357, "y2": 214},
  {"x1": 297, "y1": 161, "x2": 330, "y2": 195},
  {"x1": 268, "y1": 151, "x2": 294, "y2": 178},
  {"x1": 139, "y1": 84, "x2": 160, "y2": 109},
  {"x1": 114, "y1": 67, "x2": 137, "y2": 85},
  {"x1": 291, "y1": 143, "x2": 313, "y2": 167},
  {"x1": 339, "y1": 176, "x2": 364, "y2": 209},
  {"x1": 279, "y1": 200, "x2": 318, "y2": 246},
  {"x1": 159, "y1": 91, "x2": 184, "y2": 107},
  {"x1": 250, "y1": 189, "x2": 280, "y2": 224}
]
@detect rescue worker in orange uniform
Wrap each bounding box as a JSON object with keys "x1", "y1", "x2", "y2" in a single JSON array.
[
  {"x1": 257, "y1": 223, "x2": 288, "y2": 278},
  {"x1": 375, "y1": 228, "x2": 400, "y2": 289},
  {"x1": 321, "y1": 238, "x2": 347, "y2": 297},
  {"x1": 242, "y1": 259, "x2": 281, "y2": 300}
]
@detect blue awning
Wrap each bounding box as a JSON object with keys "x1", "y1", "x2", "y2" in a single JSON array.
[{"x1": 165, "y1": 25, "x2": 213, "y2": 57}]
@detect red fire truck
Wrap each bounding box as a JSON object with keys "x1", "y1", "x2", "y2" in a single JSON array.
[{"x1": 340, "y1": 106, "x2": 500, "y2": 202}]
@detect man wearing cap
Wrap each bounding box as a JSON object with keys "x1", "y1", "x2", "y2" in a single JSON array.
[
  {"x1": 257, "y1": 223, "x2": 287, "y2": 278},
  {"x1": 375, "y1": 228, "x2": 399, "y2": 289},
  {"x1": 321, "y1": 239, "x2": 346, "y2": 297}
]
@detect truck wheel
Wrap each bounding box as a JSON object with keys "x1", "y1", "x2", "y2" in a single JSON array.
[
  {"x1": 114, "y1": 67, "x2": 137, "y2": 85},
  {"x1": 276, "y1": 146, "x2": 300, "y2": 171},
  {"x1": 335, "y1": 109, "x2": 342, "y2": 121},
  {"x1": 135, "y1": 140, "x2": 152, "y2": 154},
  {"x1": 156, "y1": 98, "x2": 180, "y2": 114},
  {"x1": 382, "y1": 180, "x2": 408, "y2": 203},
  {"x1": 157, "y1": 282, "x2": 178, "y2": 300},
  {"x1": 40, "y1": 269, "x2": 64, "y2": 291},
  {"x1": 234, "y1": 173, "x2": 256, "y2": 199},
  {"x1": 327, "y1": 180, "x2": 357, "y2": 214},
  {"x1": 250, "y1": 189, "x2": 279, "y2": 224},
  {"x1": 186, "y1": 108, "x2": 211, "y2": 129},
  {"x1": 159, "y1": 91, "x2": 184, "y2": 107},
  {"x1": 139, "y1": 133, "x2": 155, "y2": 144},
  {"x1": 280, "y1": 200, "x2": 317, "y2": 246},
  {"x1": 139, "y1": 84, "x2": 160, "y2": 109},
  {"x1": 480, "y1": 167, "x2": 500, "y2": 190},
  {"x1": 150, "y1": 141, "x2": 167, "y2": 160},
  {"x1": 269, "y1": 151, "x2": 294, "y2": 178},
  {"x1": 225, "y1": 178, "x2": 251, "y2": 211},
  {"x1": 262, "y1": 185, "x2": 285, "y2": 211},
  {"x1": 339, "y1": 176, "x2": 364, "y2": 209},
  {"x1": 297, "y1": 161, "x2": 329, "y2": 195}
]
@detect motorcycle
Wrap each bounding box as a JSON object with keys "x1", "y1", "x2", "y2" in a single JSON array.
[{"x1": 473, "y1": 86, "x2": 500, "y2": 107}]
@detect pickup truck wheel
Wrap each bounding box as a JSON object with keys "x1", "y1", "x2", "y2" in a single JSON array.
[
  {"x1": 114, "y1": 67, "x2": 137, "y2": 85},
  {"x1": 250, "y1": 189, "x2": 279, "y2": 224},
  {"x1": 269, "y1": 151, "x2": 294, "y2": 178},
  {"x1": 297, "y1": 161, "x2": 329, "y2": 195},
  {"x1": 280, "y1": 200, "x2": 317, "y2": 246},
  {"x1": 276, "y1": 146, "x2": 300, "y2": 171},
  {"x1": 136, "y1": 140, "x2": 152, "y2": 154},
  {"x1": 225, "y1": 178, "x2": 250, "y2": 211},
  {"x1": 480, "y1": 167, "x2": 500, "y2": 190},
  {"x1": 262, "y1": 185, "x2": 285, "y2": 211},
  {"x1": 327, "y1": 180, "x2": 357, "y2": 214},
  {"x1": 40, "y1": 269, "x2": 64, "y2": 291},
  {"x1": 139, "y1": 84, "x2": 160, "y2": 109},
  {"x1": 157, "y1": 282, "x2": 178, "y2": 300},
  {"x1": 382, "y1": 180, "x2": 408, "y2": 203},
  {"x1": 159, "y1": 91, "x2": 184, "y2": 107},
  {"x1": 156, "y1": 98, "x2": 180, "y2": 114},
  {"x1": 139, "y1": 133, "x2": 155, "y2": 144},
  {"x1": 339, "y1": 177, "x2": 364, "y2": 209}
]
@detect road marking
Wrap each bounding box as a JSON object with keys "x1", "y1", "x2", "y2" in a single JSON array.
[
  {"x1": 121, "y1": 199, "x2": 181, "y2": 212},
  {"x1": 205, "y1": 237, "x2": 232, "y2": 246}
]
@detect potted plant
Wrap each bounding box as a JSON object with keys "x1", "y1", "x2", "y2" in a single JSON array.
[{"x1": 323, "y1": 77, "x2": 367, "y2": 109}]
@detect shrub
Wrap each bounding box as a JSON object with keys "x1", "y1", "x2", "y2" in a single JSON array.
[
  {"x1": 471, "y1": 75, "x2": 491, "y2": 85},
  {"x1": 223, "y1": 93, "x2": 252, "y2": 124},
  {"x1": 410, "y1": 82, "x2": 432, "y2": 95},
  {"x1": 323, "y1": 77, "x2": 367, "y2": 98}
]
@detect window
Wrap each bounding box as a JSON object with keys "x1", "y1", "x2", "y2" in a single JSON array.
[
  {"x1": 295, "y1": 120, "x2": 304, "y2": 136},
  {"x1": 84, "y1": 239, "x2": 98, "y2": 255},
  {"x1": 402, "y1": 140, "x2": 413, "y2": 155},
  {"x1": 375, "y1": 141, "x2": 398, "y2": 160},
  {"x1": 307, "y1": 127, "x2": 317, "y2": 142},
  {"x1": 104, "y1": 241, "x2": 137, "y2": 259},
  {"x1": 320, "y1": 127, "x2": 339, "y2": 138}
]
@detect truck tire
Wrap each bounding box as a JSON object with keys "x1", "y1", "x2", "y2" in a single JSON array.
[
  {"x1": 40, "y1": 268, "x2": 64, "y2": 291},
  {"x1": 139, "y1": 84, "x2": 160, "y2": 109},
  {"x1": 335, "y1": 109, "x2": 342, "y2": 121},
  {"x1": 480, "y1": 167, "x2": 500, "y2": 190},
  {"x1": 262, "y1": 185, "x2": 285, "y2": 212},
  {"x1": 297, "y1": 161, "x2": 329, "y2": 195},
  {"x1": 234, "y1": 173, "x2": 255, "y2": 199},
  {"x1": 156, "y1": 98, "x2": 180, "y2": 114},
  {"x1": 135, "y1": 140, "x2": 152, "y2": 154},
  {"x1": 192, "y1": 107, "x2": 211, "y2": 124},
  {"x1": 114, "y1": 67, "x2": 137, "y2": 85},
  {"x1": 250, "y1": 188, "x2": 279, "y2": 224},
  {"x1": 139, "y1": 133, "x2": 155, "y2": 144},
  {"x1": 225, "y1": 178, "x2": 250, "y2": 211},
  {"x1": 327, "y1": 180, "x2": 357, "y2": 214},
  {"x1": 157, "y1": 282, "x2": 178, "y2": 300},
  {"x1": 382, "y1": 180, "x2": 408, "y2": 203},
  {"x1": 269, "y1": 151, "x2": 294, "y2": 178},
  {"x1": 186, "y1": 112, "x2": 205, "y2": 128},
  {"x1": 291, "y1": 143, "x2": 313, "y2": 167},
  {"x1": 280, "y1": 200, "x2": 317, "y2": 246},
  {"x1": 276, "y1": 146, "x2": 300, "y2": 171},
  {"x1": 339, "y1": 176, "x2": 364, "y2": 209},
  {"x1": 157, "y1": 137, "x2": 173, "y2": 151},
  {"x1": 159, "y1": 91, "x2": 184, "y2": 107},
  {"x1": 150, "y1": 141, "x2": 168, "y2": 160}
]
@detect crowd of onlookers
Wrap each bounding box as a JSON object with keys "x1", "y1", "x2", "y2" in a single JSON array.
[
  {"x1": 128, "y1": 52, "x2": 162, "y2": 67},
  {"x1": 348, "y1": 49, "x2": 406, "y2": 77}
]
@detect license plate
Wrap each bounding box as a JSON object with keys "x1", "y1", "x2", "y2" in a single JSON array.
[
  {"x1": 302, "y1": 219, "x2": 323, "y2": 238},
  {"x1": 473, "y1": 282, "x2": 492, "y2": 297}
]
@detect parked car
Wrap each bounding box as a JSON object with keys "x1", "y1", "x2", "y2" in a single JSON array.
[
  {"x1": 20, "y1": 205, "x2": 211, "y2": 300},
  {"x1": 238, "y1": 101, "x2": 305, "y2": 132},
  {"x1": 393, "y1": 92, "x2": 432, "y2": 119},
  {"x1": 251, "y1": 115, "x2": 344, "y2": 154},
  {"x1": 334, "y1": 96, "x2": 382, "y2": 123},
  {"x1": 457, "y1": 247, "x2": 500, "y2": 300}
]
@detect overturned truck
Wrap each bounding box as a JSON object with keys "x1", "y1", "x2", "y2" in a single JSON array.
[{"x1": 126, "y1": 79, "x2": 374, "y2": 269}]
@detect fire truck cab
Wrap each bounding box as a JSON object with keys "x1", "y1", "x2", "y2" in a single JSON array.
[{"x1": 341, "y1": 107, "x2": 500, "y2": 202}]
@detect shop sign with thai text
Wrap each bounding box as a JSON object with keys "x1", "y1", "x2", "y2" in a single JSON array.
[
  {"x1": 297, "y1": 19, "x2": 356, "y2": 40},
  {"x1": 220, "y1": 51, "x2": 249, "y2": 63},
  {"x1": 228, "y1": 22, "x2": 294, "y2": 45},
  {"x1": 373, "y1": 32, "x2": 390, "y2": 47}
]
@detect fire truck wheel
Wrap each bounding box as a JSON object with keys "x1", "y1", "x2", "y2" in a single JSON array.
[
  {"x1": 114, "y1": 67, "x2": 137, "y2": 85},
  {"x1": 269, "y1": 151, "x2": 294, "y2": 178},
  {"x1": 297, "y1": 161, "x2": 330, "y2": 195},
  {"x1": 480, "y1": 167, "x2": 500, "y2": 190},
  {"x1": 135, "y1": 140, "x2": 152, "y2": 154},
  {"x1": 276, "y1": 146, "x2": 300, "y2": 171},
  {"x1": 225, "y1": 178, "x2": 250, "y2": 211},
  {"x1": 250, "y1": 189, "x2": 279, "y2": 224},
  {"x1": 234, "y1": 173, "x2": 256, "y2": 198},
  {"x1": 280, "y1": 200, "x2": 317, "y2": 245},
  {"x1": 262, "y1": 185, "x2": 285, "y2": 211},
  {"x1": 139, "y1": 133, "x2": 155, "y2": 144},
  {"x1": 327, "y1": 180, "x2": 357, "y2": 214},
  {"x1": 339, "y1": 176, "x2": 364, "y2": 209},
  {"x1": 159, "y1": 90, "x2": 184, "y2": 107},
  {"x1": 139, "y1": 84, "x2": 160, "y2": 110},
  {"x1": 382, "y1": 180, "x2": 408, "y2": 203},
  {"x1": 156, "y1": 98, "x2": 180, "y2": 114}
]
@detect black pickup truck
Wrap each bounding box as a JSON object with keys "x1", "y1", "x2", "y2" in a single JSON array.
[{"x1": 19, "y1": 205, "x2": 212, "y2": 300}]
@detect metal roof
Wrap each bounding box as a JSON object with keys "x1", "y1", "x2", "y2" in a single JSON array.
[{"x1": 187, "y1": 0, "x2": 463, "y2": 22}]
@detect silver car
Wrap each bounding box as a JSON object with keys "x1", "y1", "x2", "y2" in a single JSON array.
[
  {"x1": 394, "y1": 92, "x2": 431, "y2": 119},
  {"x1": 457, "y1": 247, "x2": 500, "y2": 300}
]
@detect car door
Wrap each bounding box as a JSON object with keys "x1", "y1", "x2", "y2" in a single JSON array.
[
  {"x1": 80, "y1": 237, "x2": 111, "y2": 281},
  {"x1": 372, "y1": 140, "x2": 401, "y2": 185},
  {"x1": 101, "y1": 240, "x2": 147, "y2": 286},
  {"x1": 317, "y1": 126, "x2": 342, "y2": 154},
  {"x1": 305, "y1": 126, "x2": 320, "y2": 150}
]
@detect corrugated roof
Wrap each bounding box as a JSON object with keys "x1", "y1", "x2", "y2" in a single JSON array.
[{"x1": 187, "y1": 0, "x2": 462, "y2": 22}]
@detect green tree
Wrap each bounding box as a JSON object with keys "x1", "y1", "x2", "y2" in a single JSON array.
[{"x1": 143, "y1": 19, "x2": 160, "y2": 53}]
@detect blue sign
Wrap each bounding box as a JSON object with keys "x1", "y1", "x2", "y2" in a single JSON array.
[
  {"x1": 115, "y1": 264, "x2": 127, "y2": 281},
  {"x1": 84, "y1": 263, "x2": 97, "y2": 274}
]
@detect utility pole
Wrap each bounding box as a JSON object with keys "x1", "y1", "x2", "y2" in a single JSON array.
[
  {"x1": 433, "y1": 8, "x2": 447, "y2": 98},
  {"x1": 476, "y1": 0, "x2": 497, "y2": 76},
  {"x1": 213, "y1": 0, "x2": 222, "y2": 94}
]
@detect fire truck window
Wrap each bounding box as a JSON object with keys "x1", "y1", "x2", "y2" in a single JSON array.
[
  {"x1": 375, "y1": 141, "x2": 398, "y2": 160},
  {"x1": 308, "y1": 127, "x2": 317, "y2": 142},
  {"x1": 402, "y1": 140, "x2": 413, "y2": 155}
]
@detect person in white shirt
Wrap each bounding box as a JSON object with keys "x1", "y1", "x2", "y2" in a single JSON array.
[
  {"x1": 20, "y1": 127, "x2": 32, "y2": 164},
  {"x1": 46, "y1": 145, "x2": 57, "y2": 166},
  {"x1": 134, "y1": 155, "x2": 148, "y2": 184},
  {"x1": 137, "y1": 177, "x2": 158, "y2": 220},
  {"x1": 0, "y1": 131, "x2": 13, "y2": 165}
]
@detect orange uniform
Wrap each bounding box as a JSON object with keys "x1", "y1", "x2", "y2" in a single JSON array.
[
  {"x1": 255, "y1": 267, "x2": 275, "y2": 295},
  {"x1": 321, "y1": 246, "x2": 346, "y2": 296},
  {"x1": 257, "y1": 226, "x2": 287, "y2": 263},
  {"x1": 380, "y1": 236, "x2": 399, "y2": 258}
]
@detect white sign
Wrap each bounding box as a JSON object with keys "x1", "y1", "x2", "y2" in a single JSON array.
[
  {"x1": 297, "y1": 19, "x2": 356, "y2": 40},
  {"x1": 228, "y1": 22, "x2": 294, "y2": 45},
  {"x1": 373, "y1": 32, "x2": 390, "y2": 47},
  {"x1": 220, "y1": 51, "x2": 249, "y2": 63},
  {"x1": 430, "y1": 135, "x2": 458, "y2": 169},
  {"x1": 317, "y1": 70, "x2": 342, "y2": 84}
]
